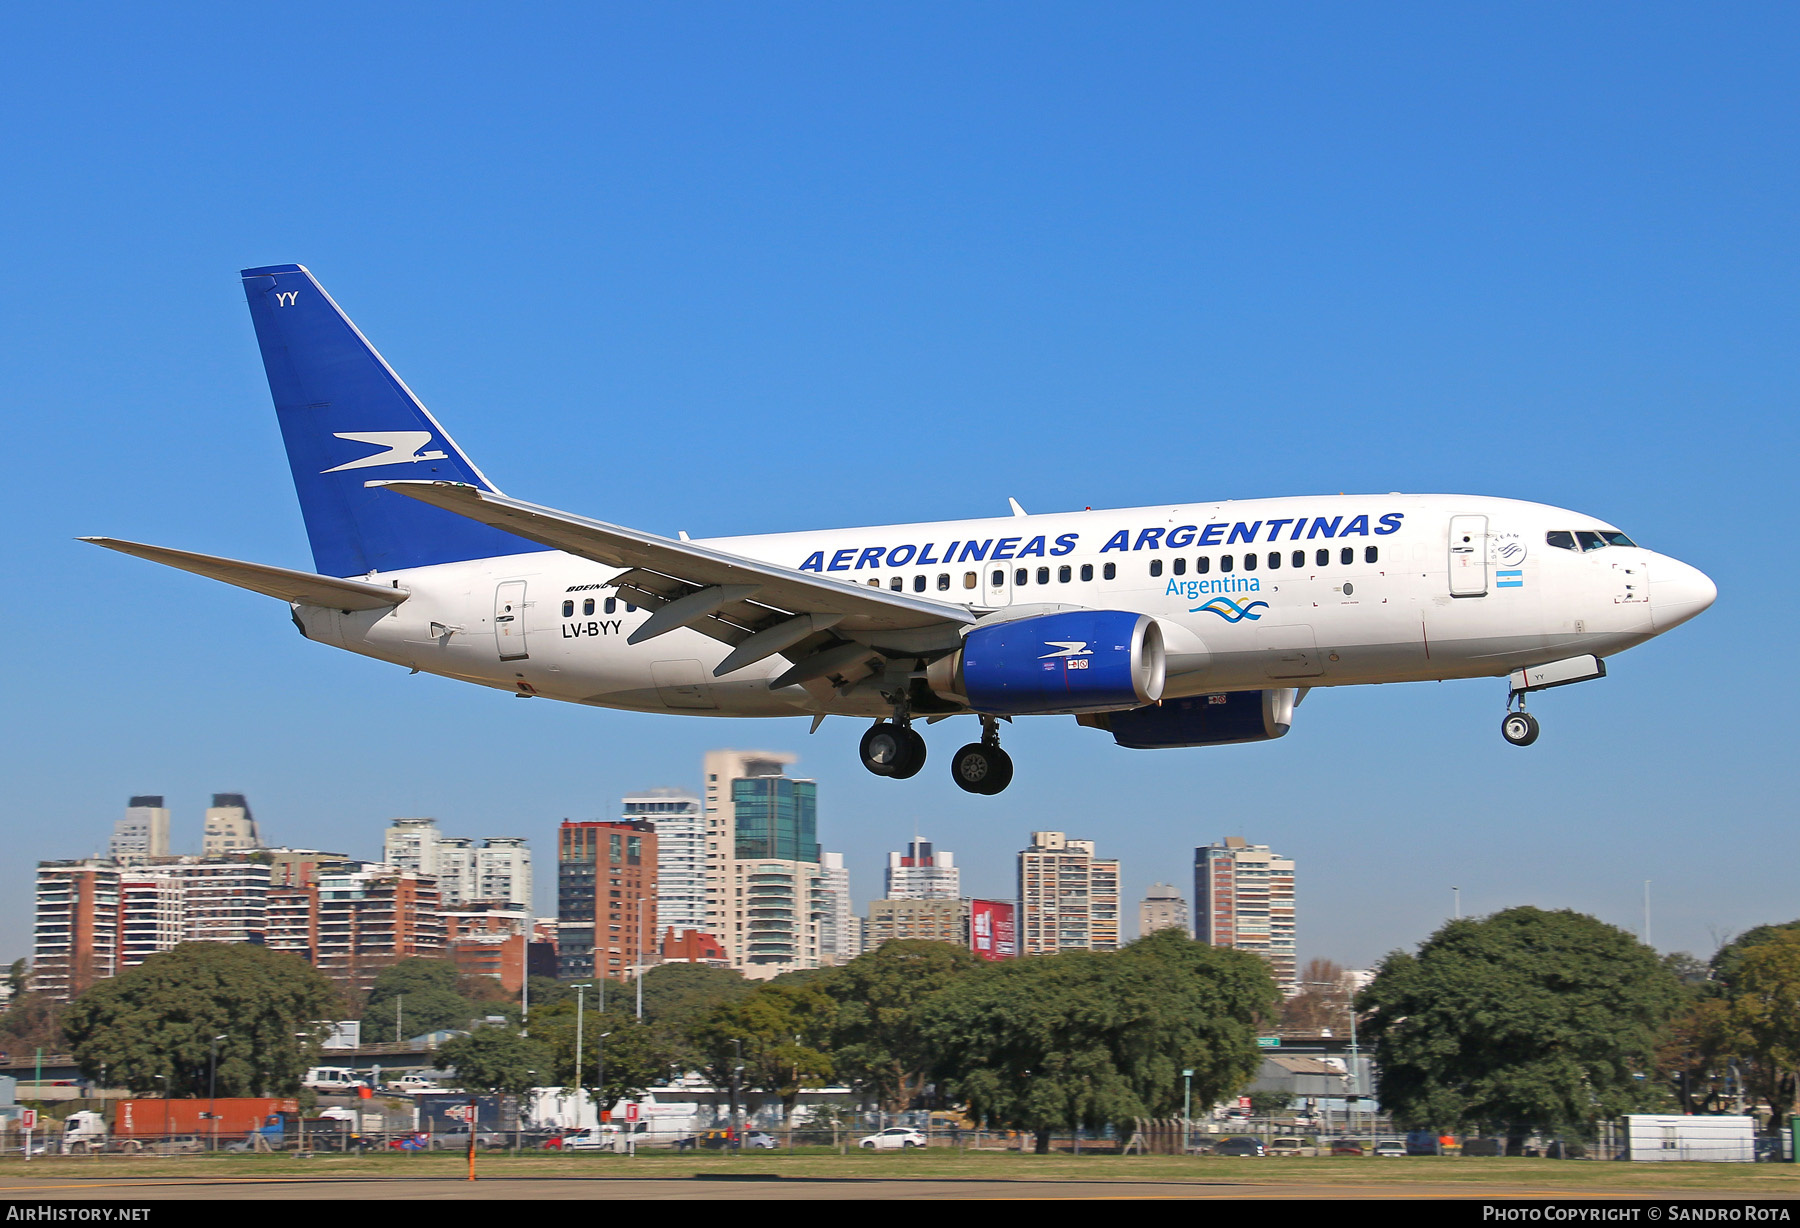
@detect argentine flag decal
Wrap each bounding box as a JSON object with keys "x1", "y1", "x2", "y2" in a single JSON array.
[{"x1": 1497, "y1": 569, "x2": 1524, "y2": 588}]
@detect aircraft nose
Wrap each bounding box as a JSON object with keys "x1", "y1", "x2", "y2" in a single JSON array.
[{"x1": 1650, "y1": 557, "x2": 1717, "y2": 631}]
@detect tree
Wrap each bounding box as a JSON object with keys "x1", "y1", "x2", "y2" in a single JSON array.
[
  {"x1": 1280, "y1": 958, "x2": 1353, "y2": 1035},
  {"x1": 1358, "y1": 907, "x2": 1681, "y2": 1149},
  {"x1": 1722, "y1": 932, "x2": 1800, "y2": 1116},
  {"x1": 692, "y1": 982, "x2": 837, "y2": 1125},
  {"x1": 361, "y1": 958, "x2": 476, "y2": 1042},
  {"x1": 62, "y1": 943, "x2": 341, "y2": 1096},
  {"x1": 437, "y1": 1025, "x2": 553, "y2": 1095},
  {"x1": 0, "y1": 992, "x2": 68, "y2": 1058},
  {"x1": 820, "y1": 940, "x2": 981, "y2": 1111},
  {"x1": 530, "y1": 1002, "x2": 673, "y2": 1111},
  {"x1": 630, "y1": 963, "x2": 752, "y2": 1070},
  {"x1": 921, "y1": 931, "x2": 1278, "y2": 1152}
]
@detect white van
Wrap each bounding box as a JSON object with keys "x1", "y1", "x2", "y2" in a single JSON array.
[{"x1": 303, "y1": 1066, "x2": 367, "y2": 1092}]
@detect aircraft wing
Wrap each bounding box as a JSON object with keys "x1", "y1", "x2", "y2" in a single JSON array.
[
  {"x1": 81, "y1": 538, "x2": 409, "y2": 612},
  {"x1": 377, "y1": 481, "x2": 975, "y2": 680}
]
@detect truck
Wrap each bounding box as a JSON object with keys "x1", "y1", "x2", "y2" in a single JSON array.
[{"x1": 115, "y1": 1098, "x2": 300, "y2": 1144}]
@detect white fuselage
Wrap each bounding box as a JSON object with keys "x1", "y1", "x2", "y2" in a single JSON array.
[{"x1": 295, "y1": 493, "x2": 1714, "y2": 721}]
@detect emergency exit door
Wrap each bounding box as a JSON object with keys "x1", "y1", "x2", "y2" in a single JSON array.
[{"x1": 494, "y1": 581, "x2": 530, "y2": 660}]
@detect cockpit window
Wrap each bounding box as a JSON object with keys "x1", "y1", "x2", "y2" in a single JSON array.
[
  {"x1": 1547, "y1": 531, "x2": 1576, "y2": 551},
  {"x1": 1575, "y1": 530, "x2": 1636, "y2": 552}
]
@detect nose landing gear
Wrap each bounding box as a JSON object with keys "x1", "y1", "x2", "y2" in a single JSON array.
[
  {"x1": 950, "y1": 716, "x2": 1014, "y2": 795},
  {"x1": 1501, "y1": 709, "x2": 1540, "y2": 746}
]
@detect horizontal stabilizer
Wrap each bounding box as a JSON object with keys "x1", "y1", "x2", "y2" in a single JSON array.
[{"x1": 81, "y1": 538, "x2": 409, "y2": 612}]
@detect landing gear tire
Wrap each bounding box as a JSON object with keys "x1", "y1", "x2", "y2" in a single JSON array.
[
  {"x1": 861, "y1": 722, "x2": 926, "y2": 778},
  {"x1": 1501, "y1": 711, "x2": 1540, "y2": 746},
  {"x1": 951, "y1": 743, "x2": 1014, "y2": 795}
]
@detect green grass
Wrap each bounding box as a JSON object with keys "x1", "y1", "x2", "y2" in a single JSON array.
[{"x1": 7, "y1": 1148, "x2": 1800, "y2": 1193}]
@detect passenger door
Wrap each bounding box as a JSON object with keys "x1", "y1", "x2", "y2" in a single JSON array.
[{"x1": 1448, "y1": 516, "x2": 1488, "y2": 597}]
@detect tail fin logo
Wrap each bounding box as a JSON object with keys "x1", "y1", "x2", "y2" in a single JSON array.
[
  {"x1": 322, "y1": 431, "x2": 449, "y2": 474},
  {"x1": 1194, "y1": 597, "x2": 1270, "y2": 623}
]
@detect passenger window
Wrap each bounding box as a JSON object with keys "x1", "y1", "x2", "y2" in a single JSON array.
[
  {"x1": 1316, "y1": 549, "x2": 1329, "y2": 567},
  {"x1": 913, "y1": 575, "x2": 926, "y2": 593},
  {"x1": 1546, "y1": 531, "x2": 1577, "y2": 551},
  {"x1": 964, "y1": 572, "x2": 978, "y2": 589},
  {"x1": 1058, "y1": 565, "x2": 1071, "y2": 583},
  {"x1": 1196, "y1": 557, "x2": 1210, "y2": 574},
  {"x1": 868, "y1": 578, "x2": 881, "y2": 587},
  {"x1": 1243, "y1": 552, "x2": 1257, "y2": 571},
  {"x1": 937, "y1": 573, "x2": 950, "y2": 591},
  {"x1": 1365, "y1": 546, "x2": 1378, "y2": 564},
  {"x1": 1103, "y1": 562, "x2": 1116, "y2": 580},
  {"x1": 1221, "y1": 554, "x2": 1234, "y2": 573},
  {"x1": 1032, "y1": 566, "x2": 1046, "y2": 585},
  {"x1": 1015, "y1": 568, "x2": 1029, "y2": 586},
  {"x1": 1267, "y1": 552, "x2": 1280, "y2": 570},
  {"x1": 605, "y1": 598, "x2": 617, "y2": 614},
  {"x1": 1292, "y1": 550, "x2": 1304, "y2": 569},
  {"x1": 626, "y1": 603, "x2": 636, "y2": 612},
  {"x1": 1340, "y1": 547, "x2": 1354, "y2": 566},
  {"x1": 563, "y1": 600, "x2": 575, "y2": 617},
  {"x1": 1149, "y1": 559, "x2": 1164, "y2": 578},
  {"x1": 890, "y1": 576, "x2": 903, "y2": 591},
  {"x1": 991, "y1": 569, "x2": 1005, "y2": 587},
  {"x1": 1172, "y1": 557, "x2": 1186, "y2": 576},
  {"x1": 584, "y1": 598, "x2": 596, "y2": 615},
  {"x1": 1080, "y1": 563, "x2": 1093, "y2": 582}
]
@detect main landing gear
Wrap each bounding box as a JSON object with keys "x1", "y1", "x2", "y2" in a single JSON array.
[{"x1": 857, "y1": 713, "x2": 1015, "y2": 794}]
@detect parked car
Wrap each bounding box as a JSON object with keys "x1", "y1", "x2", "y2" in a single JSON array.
[
  {"x1": 548, "y1": 1126, "x2": 623, "y2": 1152},
  {"x1": 743, "y1": 1131, "x2": 780, "y2": 1150},
  {"x1": 1328, "y1": 1138, "x2": 1365, "y2": 1156},
  {"x1": 432, "y1": 1125, "x2": 509, "y2": 1150},
  {"x1": 1267, "y1": 1136, "x2": 1314, "y2": 1156},
  {"x1": 1373, "y1": 1140, "x2": 1408, "y2": 1157},
  {"x1": 858, "y1": 1127, "x2": 927, "y2": 1150},
  {"x1": 1213, "y1": 1136, "x2": 1265, "y2": 1157}
]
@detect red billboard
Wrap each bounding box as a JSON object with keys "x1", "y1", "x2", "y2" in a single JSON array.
[{"x1": 969, "y1": 899, "x2": 1017, "y2": 961}]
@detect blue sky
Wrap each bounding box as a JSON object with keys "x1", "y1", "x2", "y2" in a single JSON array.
[{"x1": 4, "y1": 4, "x2": 1794, "y2": 970}]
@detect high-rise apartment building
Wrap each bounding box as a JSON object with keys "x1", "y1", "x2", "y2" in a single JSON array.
[
  {"x1": 111, "y1": 796, "x2": 171, "y2": 860},
  {"x1": 885, "y1": 838, "x2": 959, "y2": 899},
  {"x1": 1138, "y1": 883, "x2": 1190, "y2": 938},
  {"x1": 868, "y1": 897, "x2": 969, "y2": 948},
  {"x1": 817, "y1": 851, "x2": 858, "y2": 963},
  {"x1": 384, "y1": 818, "x2": 532, "y2": 908},
  {"x1": 1017, "y1": 831, "x2": 1121, "y2": 955},
  {"x1": 201, "y1": 793, "x2": 262, "y2": 856},
  {"x1": 1194, "y1": 837, "x2": 1297, "y2": 992},
  {"x1": 315, "y1": 866, "x2": 446, "y2": 995},
  {"x1": 33, "y1": 861, "x2": 122, "y2": 1000},
  {"x1": 622, "y1": 789, "x2": 706, "y2": 935},
  {"x1": 702, "y1": 751, "x2": 824, "y2": 977},
  {"x1": 556, "y1": 820, "x2": 658, "y2": 982}
]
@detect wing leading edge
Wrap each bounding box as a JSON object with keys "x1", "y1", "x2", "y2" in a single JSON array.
[{"x1": 376, "y1": 480, "x2": 976, "y2": 679}]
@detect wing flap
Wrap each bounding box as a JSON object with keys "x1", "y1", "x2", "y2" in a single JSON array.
[{"x1": 82, "y1": 538, "x2": 409, "y2": 611}]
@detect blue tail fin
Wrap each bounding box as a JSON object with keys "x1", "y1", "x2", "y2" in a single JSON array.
[{"x1": 240, "y1": 264, "x2": 546, "y2": 577}]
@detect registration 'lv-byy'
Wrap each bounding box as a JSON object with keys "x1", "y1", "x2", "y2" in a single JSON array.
[{"x1": 87, "y1": 266, "x2": 1718, "y2": 795}]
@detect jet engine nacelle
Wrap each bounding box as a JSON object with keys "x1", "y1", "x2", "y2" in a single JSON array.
[
  {"x1": 927, "y1": 609, "x2": 1166, "y2": 716},
  {"x1": 1078, "y1": 688, "x2": 1300, "y2": 748}
]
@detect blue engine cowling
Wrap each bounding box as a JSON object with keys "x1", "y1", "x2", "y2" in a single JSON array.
[
  {"x1": 1079, "y1": 688, "x2": 1299, "y2": 748},
  {"x1": 942, "y1": 610, "x2": 1167, "y2": 716}
]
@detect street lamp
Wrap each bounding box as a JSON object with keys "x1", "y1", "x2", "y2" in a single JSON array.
[
  {"x1": 1182, "y1": 1069, "x2": 1194, "y2": 1154},
  {"x1": 208, "y1": 1034, "x2": 228, "y2": 1151},
  {"x1": 573, "y1": 982, "x2": 595, "y2": 1104}
]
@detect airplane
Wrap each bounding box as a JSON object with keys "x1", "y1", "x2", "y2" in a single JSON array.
[{"x1": 86, "y1": 265, "x2": 1717, "y2": 795}]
